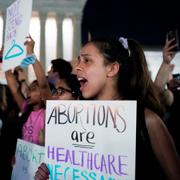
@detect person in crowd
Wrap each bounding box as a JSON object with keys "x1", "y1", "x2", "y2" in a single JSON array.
[
  {"x1": 21, "y1": 35, "x2": 81, "y2": 101},
  {"x1": 154, "y1": 34, "x2": 180, "y2": 155},
  {"x1": 0, "y1": 69, "x2": 47, "y2": 180},
  {"x1": 0, "y1": 34, "x2": 81, "y2": 180},
  {"x1": 154, "y1": 36, "x2": 178, "y2": 106},
  {"x1": 0, "y1": 49, "x2": 22, "y2": 180},
  {"x1": 0, "y1": 84, "x2": 7, "y2": 134},
  {"x1": 166, "y1": 73, "x2": 180, "y2": 155},
  {"x1": 34, "y1": 37, "x2": 180, "y2": 180},
  {"x1": 0, "y1": 84, "x2": 20, "y2": 134},
  {"x1": 5, "y1": 70, "x2": 46, "y2": 145},
  {"x1": 47, "y1": 57, "x2": 72, "y2": 86},
  {"x1": 13, "y1": 66, "x2": 29, "y2": 98}
]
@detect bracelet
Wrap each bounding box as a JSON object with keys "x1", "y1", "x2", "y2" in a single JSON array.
[
  {"x1": 26, "y1": 53, "x2": 37, "y2": 64},
  {"x1": 20, "y1": 53, "x2": 37, "y2": 68}
]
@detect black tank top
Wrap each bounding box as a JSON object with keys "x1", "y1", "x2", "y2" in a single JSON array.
[{"x1": 136, "y1": 103, "x2": 165, "y2": 180}]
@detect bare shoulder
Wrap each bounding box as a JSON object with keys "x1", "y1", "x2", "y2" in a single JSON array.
[
  {"x1": 144, "y1": 108, "x2": 174, "y2": 151},
  {"x1": 144, "y1": 108, "x2": 165, "y2": 130},
  {"x1": 144, "y1": 109, "x2": 180, "y2": 180},
  {"x1": 144, "y1": 108, "x2": 171, "y2": 143}
]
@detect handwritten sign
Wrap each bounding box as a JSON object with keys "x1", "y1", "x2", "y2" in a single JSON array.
[
  {"x1": 2, "y1": 0, "x2": 32, "y2": 71},
  {"x1": 11, "y1": 139, "x2": 45, "y2": 180},
  {"x1": 45, "y1": 100, "x2": 137, "y2": 180}
]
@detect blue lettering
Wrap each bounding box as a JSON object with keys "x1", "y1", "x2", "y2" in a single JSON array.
[
  {"x1": 81, "y1": 170, "x2": 89, "y2": 180},
  {"x1": 72, "y1": 168, "x2": 80, "y2": 179}
]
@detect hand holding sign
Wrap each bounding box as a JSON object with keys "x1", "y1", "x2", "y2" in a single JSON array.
[
  {"x1": 20, "y1": 54, "x2": 37, "y2": 68},
  {"x1": 20, "y1": 35, "x2": 37, "y2": 68},
  {"x1": 34, "y1": 163, "x2": 50, "y2": 180},
  {"x1": 2, "y1": 0, "x2": 32, "y2": 71},
  {"x1": 24, "y1": 34, "x2": 35, "y2": 55}
]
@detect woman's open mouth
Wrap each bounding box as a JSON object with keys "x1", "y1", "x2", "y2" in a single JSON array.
[{"x1": 77, "y1": 77, "x2": 88, "y2": 91}]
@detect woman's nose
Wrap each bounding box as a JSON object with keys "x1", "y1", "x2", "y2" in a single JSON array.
[{"x1": 74, "y1": 61, "x2": 83, "y2": 73}]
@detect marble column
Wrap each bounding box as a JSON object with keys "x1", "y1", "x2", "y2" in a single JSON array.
[
  {"x1": 56, "y1": 13, "x2": 64, "y2": 59},
  {"x1": 72, "y1": 13, "x2": 82, "y2": 59},
  {"x1": 39, "y1": 12, "x2": 47, "y2": 71},
  {"x1": 1, "y1": 11, "x2": 6, "y2": 45}
]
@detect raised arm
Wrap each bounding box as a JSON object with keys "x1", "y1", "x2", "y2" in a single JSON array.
[
  {"x1": 5, "y1": 69, "x2": 25, "y2": 110},
  {"x1": 154, "y1": 37, "x2": 177, "y2": 106},
  {"x1": 22, "y1": 35, "x2": 53, "y2": 100}
]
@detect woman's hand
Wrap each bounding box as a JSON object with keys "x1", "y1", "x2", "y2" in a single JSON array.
[
  {"x1": 20, "y1": 35, "x2": 37, "y2": 68},
  {"x1": 24, "y1": 34, "x2": 35, "y2": 55},
  {"x1": 163, "y1": 37, "x2": 177, "y2": 64},
  {"x1": 34, "y1": 163, "x2": 50, "y2": 180}
]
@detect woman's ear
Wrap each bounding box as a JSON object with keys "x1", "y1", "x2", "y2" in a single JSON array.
[{"x1": 107, "y1": 62, "x2": 120, "y2": 77}]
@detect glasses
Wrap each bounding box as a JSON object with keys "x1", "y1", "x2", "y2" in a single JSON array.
[{"x1": 51, "y1": 86, "x2": 75, "y2": 96}]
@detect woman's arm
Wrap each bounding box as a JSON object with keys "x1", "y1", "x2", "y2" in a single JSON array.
[
  {"x1": 5, "y1": 70, "x2": 25, "y2": 110},
  {"x1": 154, "y1": 37, "x2": 177, "y2": 106},
  {"x1": 145, "y1": 108, "x2": 180, "y2": 180},
  {"x1": 23, "y1": 35, "x2": 53, "y2": 100}
]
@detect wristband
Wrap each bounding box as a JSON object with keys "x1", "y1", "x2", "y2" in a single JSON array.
[
  {"x1": 20, "y1": 53, "x2": 37, "y2": 68},
  {"x1": 26, "y1": 54, "x2": 37, "y2": 64}
]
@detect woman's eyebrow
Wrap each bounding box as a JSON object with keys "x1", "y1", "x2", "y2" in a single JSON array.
[{"x1": 80, "y1": 53, "x2": 91, "y2": 57}]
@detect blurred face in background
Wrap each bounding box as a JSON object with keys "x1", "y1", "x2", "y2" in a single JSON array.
[
  {"x1": 47, "y1": 67, "x2": 60, "y2": 86},
  {"x1": 51, "y1": 79, "x2": 76, "y2": 100},
  {"x1": 27, "y1": 81, "x2": 42, "y2": 106}
]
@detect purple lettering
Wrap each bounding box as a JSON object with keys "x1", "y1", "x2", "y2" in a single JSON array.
[
  {"x1": 48, "y1": 146, "x2": 55, "y2": 160},
  {"x1": 87, "y1": 152, "x2": 93, "y2": 170},
  {"x1": 65, "y1": 149, "x2": 73, "y2": 164},
  {"x1": 118, "y1": 155, "x2": 128, "y2": 175},
  {"x1": 108, "y1": 154, "x2": 120, "y2": 176},
  {"x1": 72, "y1": 150, "x2": 80, "y2": 166},
  {"x1": 79, "y1": 150, "x2": 88, "y2": 167},
  {"x1": 94, "y1": 153, "x2": 100, "y2": 170},
  {"x1": 56, "y1": 147, "x2": 65, "y2": 162},
  {"x1": 100, "y1": 155, "x2": 108, "y2": 173}
]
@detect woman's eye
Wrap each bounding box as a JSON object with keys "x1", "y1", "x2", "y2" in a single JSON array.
[{"x1": 84, "y1": 58, "x2": 90, "y2": 63}]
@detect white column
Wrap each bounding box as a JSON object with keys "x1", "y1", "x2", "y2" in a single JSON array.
[
  {"x1": 2, "y1": 11, "x2": 6, "y2": 44},
  {"x1": 72, "y1": 13, "x2": 82, "y2": 59},
  {"x1": 56, "y1": 13, "x2": 64, "y2": 58},
  {"x1": 39, "y1": 12, "x2": 47, "y2": 71}
]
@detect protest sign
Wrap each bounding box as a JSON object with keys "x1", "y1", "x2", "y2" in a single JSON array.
[
  {"x1": 2, "y1": 0, "x2": 32, "y2": 71},
  {"x1": 11, "y1": 139, "x2": 45, "y2": 180},
  {"x1": 45, "y1": 100, "x2": 137, "y2": 180}
]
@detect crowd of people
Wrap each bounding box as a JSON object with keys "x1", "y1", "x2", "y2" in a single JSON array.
[{"x1": 0, "y1": 33, "x2": 180, "y2": 180}]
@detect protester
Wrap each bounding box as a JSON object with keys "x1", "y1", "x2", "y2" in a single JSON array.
[
  {"x1": 154, "y1": 34, "x2": 180, "y2": 155},
  {"x1": 34, "y1": 37, "x2": 180, "y2": 180},
  {"x1": 154, "y1": 36, "x2": 178, "y2": 106},
  {"x1": 21, "y1": 35, "x2": 81, "y2": 101}
]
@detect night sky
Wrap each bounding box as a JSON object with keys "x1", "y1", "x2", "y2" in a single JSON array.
[{"x1": 82, "y1": 0, "x2": 179, "y2": 48}]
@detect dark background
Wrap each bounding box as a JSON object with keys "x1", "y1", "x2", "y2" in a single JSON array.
[{"x1": 81, "y1": 0, "x2": 179, "y2": 48}]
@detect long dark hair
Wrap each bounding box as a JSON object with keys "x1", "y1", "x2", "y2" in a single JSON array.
[{"x1": 88, "y1": 37, "x2": 164, "y2": 117}]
